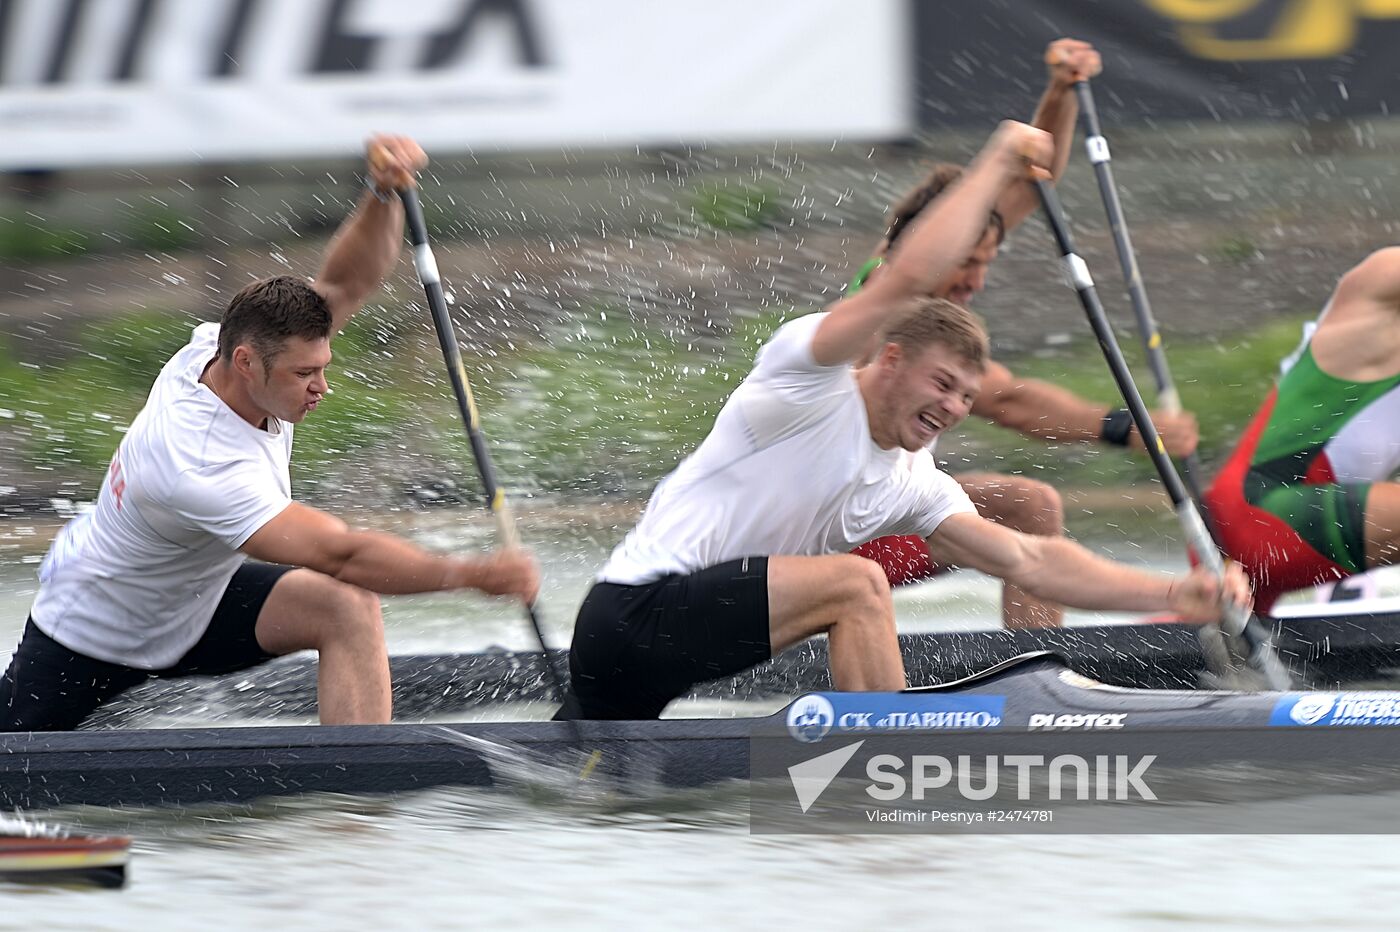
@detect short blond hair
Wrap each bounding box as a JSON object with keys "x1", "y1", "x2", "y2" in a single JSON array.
[{"x1": 883, "y1": 296, "x2": 988, "y2": 370}]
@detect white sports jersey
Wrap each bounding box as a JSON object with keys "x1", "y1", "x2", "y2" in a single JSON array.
[
  {"x1": 600, "y1": 313, "x2": 975, "y2": 585},
  {"x1": 30, "y1": 323, "x2": 293, "y2": 668}
]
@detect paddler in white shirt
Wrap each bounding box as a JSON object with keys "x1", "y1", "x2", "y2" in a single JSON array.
[
  {"x1": 557, "y1": 121, "x2": 1250, "y2": 721},
  {"x1": 1, "y1": 135, "x2": 539, "y2": 732}
]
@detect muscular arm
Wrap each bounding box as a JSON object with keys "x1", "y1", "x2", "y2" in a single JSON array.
[
  {"x1": 926, "y1": 512, "x2": 1176, "y2": 613},
  {"x1": 811, "y1": 122, "x2": 1050, "y2": 366},
  {"x1": 997, "y1": 38, "x2": 1101, "y2": 234},
  {"x1": 971, "y1": 360, "x2": 1106, "y2": 443},
  {"x1": 314, "y1": 193, "x2": 406, "y2": 336},
  {"x1": 972, "y1": 360, "x2": 1200, "y2": 455},
  {"x1": 996, "y1": 82, "x2": 1077, "y2": 233},
  {"x1": 242, "y1": 503, "x2": 537, "y2": 599},
  {"x1": 1335, "y1": 247, "x2": 1400, "y2": 310},
  {"x1": 313, "y1": 135, "x2": 428, "y2": 335},
  {"x1": 1308, "y1": 248, "x2": 1400, "y2": 380}
]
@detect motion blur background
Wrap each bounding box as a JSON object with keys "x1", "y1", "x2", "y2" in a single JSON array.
[
  {"x1": 6, "y1": 4, "x2": 1400, "y2": 925},
  {"x1": 1, "y1": 0, "x2": 1397, "y2": 524}
]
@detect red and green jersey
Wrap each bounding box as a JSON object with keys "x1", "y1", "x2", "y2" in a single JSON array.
[{"x1": 1206, "y1": 319, "x2": 1400, "y2": 609}]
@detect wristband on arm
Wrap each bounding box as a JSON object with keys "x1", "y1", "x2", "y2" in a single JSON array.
[{"x1": 1100, "y1": 408, "x2": 1134, "y2": 447}]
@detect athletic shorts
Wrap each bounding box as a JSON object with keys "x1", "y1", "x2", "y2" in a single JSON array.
[
  {"x1": 1207, "y1": 480, "x2": 1360, "y2": 614},
  {"x1": 0, "y1": 562, "x2": 294, "y2": 731},
  {"x1": 1247, "y1": 479, "x2": 1371, "y2": 577},
  {"x1": 557, "y1": 556, "x2": 772, "y2": 720}
]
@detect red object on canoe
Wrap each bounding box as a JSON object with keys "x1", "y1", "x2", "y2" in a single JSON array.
[{"x1": 0, "y1": 820, "x2": 130, "y2": 888}]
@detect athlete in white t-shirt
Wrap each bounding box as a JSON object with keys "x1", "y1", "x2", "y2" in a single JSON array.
[
  {"x1": 559, "y1": 122, "x2": 1251, "y2": 720},
  {"x1": 0, "y1": 135, "x2": 539, "y2": 731},
  {"x1": 850, "y1": 39, "x2": 1198, "y2": 630}
]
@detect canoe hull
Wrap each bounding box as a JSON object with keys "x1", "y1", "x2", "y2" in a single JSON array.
[
  {"x1": 9, "y1": 654, "x2": 1400, "y2": 814},
  {"x1": 84, "y1": 605, "x2": 1400, "y2": 727}
]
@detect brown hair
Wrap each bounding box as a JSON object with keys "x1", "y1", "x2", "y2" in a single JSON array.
[
  {"x1": 218, "y1": 276, "x2": 332, "y2": 372},
  {"x1": 884, "y1": 296, "x2": 989, "y2": 370},
  {"x1": 882, "y1": 163, "x2": 1005, "y2": 253}
]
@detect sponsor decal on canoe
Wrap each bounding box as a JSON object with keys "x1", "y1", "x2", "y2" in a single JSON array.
[
  {"x1": 1027, "y1": 712, "x2": 1126, "y2": 731},
  {"x1": 786, "y1": 695, "x2": 837, "y2": 744},
  {"x1": 786, "y1": 694, "x2": 1005, "y2": 743},
  {"x1": 1271, "y1": 693, "x2": 1400, "y2": 727}
]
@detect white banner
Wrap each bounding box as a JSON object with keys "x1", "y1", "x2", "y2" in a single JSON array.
[{"x1": 0, "y1": 0, "x2": 911, "y2": 169}]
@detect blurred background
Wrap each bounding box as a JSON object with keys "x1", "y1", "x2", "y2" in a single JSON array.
[
  {"x1": 6, "y1": 5, "x2": 1400, "y2": 919},
  {"x1": 0, "y1": 0, "x2": 1397, "y2": 554}
]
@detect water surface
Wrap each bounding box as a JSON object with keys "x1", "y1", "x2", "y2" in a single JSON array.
[{"x1": 3, "y1": 514, "x2": 1399, "y2": 928}]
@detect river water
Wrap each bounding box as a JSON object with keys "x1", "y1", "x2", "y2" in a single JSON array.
[{"x1": 3, "y1": 515, "x2": 1400, "y2": 929}]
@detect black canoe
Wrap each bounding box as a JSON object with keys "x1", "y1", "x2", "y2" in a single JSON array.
[
  {"x1": 7, "y1": 650, "x2": 1400, "y2": 819},
  {"x1": 85, "y1": 597, "x2": 1400, "y2": 725}
]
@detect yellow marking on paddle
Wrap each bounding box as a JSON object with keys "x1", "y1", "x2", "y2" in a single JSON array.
[
  {"x1": 458, "y1": 364, "x2": 481, "y2": 424},
  {"x1": 491, "y1": 488, "x2": 507, "y2": 512},
  {"x1": 578, "y1": 749, "x2": 603, "y2": 781},
  {"x1": 1148, "y1": 332, "x2": 1162, "y2": 349},
  {"x1": 1156, "y1": 436, "x2": 1167, "y2": 454}
]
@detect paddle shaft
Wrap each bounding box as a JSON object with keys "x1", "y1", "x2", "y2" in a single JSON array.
[
  {"x1": 399, "y1": 188, "x2": 567, "y2": 705},
  {"x1": 1072, "y1": 80, "x2": 1218, "y2": 531},
  {"x1": 1073, "y1": 84, "x2": 1178, "y2": 410},
  {"x1": 1033, "y1": 179, "x2": 1292, "y2": 689}
]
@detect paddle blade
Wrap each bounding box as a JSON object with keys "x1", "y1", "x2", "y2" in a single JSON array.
[{"x1": 1196, "y1": 617, "x2": 1294, "y2": 691}]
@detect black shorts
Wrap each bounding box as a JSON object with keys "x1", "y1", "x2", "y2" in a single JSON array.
[
  {"x1": 0, "y1": 562, "x2": 294, "y2": 731},
  {"x1": 558, "y1": 556, "x2": 773, "y2": 720}
]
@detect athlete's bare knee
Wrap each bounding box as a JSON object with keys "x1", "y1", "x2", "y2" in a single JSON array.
[
  {"x1": 1363, "y1": 483, "x2": 1400, "y2": 569},
  {"x1": 838, "y1": 555, "x2": 894, "y2": 618},
  {"x1": 984, "y1": 478, "x2": 1063, "y2": 536},
  {"x1": 309, "y1": 578, "x2": 383, "y2": 646},
  {"x1": 339, "y1": 585, "x2": 384, "y2": 640},
  {"x1": 1019, "y1": 479, "x2": 1064, "y2": 535}
]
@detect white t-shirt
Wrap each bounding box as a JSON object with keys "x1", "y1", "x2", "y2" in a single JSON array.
[
  {"x1": 30, "y1": 323, "x2": 294, "y2": 668},
  {"x1": 600, "y1": 313, "x2": 975, "y2": 585}
]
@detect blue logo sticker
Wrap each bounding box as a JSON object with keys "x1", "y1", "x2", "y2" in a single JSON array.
[
  {"x1": 786, "y1": 693, "x2": 1005, "y2": 742},
  {"x1": 786, "y1": 694, "x2": 836, "y2": 743},
  {"x1": 1271, "y1": 693, "x2": 1400, "y2": 727}
]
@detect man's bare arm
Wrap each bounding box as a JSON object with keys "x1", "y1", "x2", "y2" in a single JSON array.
[
  {"x1": 997, "y1": 38, "x2": 1102, "y2": 233},
  {"x1": 925, "y1": 512, "x2": 1247, "y2": 619},
  {"x1": 972, "y1": 360, "x2": 1199, "y2": 456},
  {"x1": 314, "y1": 134, "x2": 429, "y2": 335},
  {"x1": 1335, "y1": 247, "x2": 1400, "y2": 310},
  {"x1": 811, "y1": 122, "x2": 1053, "y2": 367},
  {"x1": 242, "y1": 502, "x2": 539, "y2": 601}
]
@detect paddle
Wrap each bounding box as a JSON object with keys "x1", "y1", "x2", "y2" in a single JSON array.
[
  {"x1": 1071, "y1": 78, "x2": 1218, "y2": 534},
  {"x1": 1032, "y1": 178, "x2": 1294, "y2": 691},
  {"x1": 397, "y1": 187, "x2": 591, "y2": 742}
]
